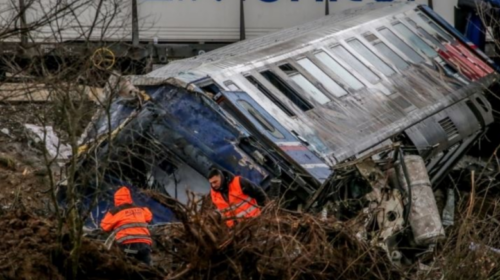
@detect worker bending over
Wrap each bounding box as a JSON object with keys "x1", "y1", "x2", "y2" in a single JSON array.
[
  {"x1": 208, "y1": 168, "x2": 268, "y2": 227},
  {"x1": 101, "y1": 186, "x2": 153, "y2": 265}
]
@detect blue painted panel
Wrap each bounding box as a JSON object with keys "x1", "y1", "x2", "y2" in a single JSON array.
[
  {"x1": 81, "y1": 98, "x2": 137, "y2": 142},
  {"x1": 144, "y1": 85, "x2": 268, "y2": 185}
]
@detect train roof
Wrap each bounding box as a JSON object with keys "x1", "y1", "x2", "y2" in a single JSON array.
[{"x1": 128, "y1": 1, "x2": 499, "y2": 170}]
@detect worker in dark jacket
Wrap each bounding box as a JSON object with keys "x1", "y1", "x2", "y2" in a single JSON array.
[
  {"x1": 208, "y1": 168, "x2": 268, "y2": 227},
  {"x1": 101, "y1": 186, "x2": 153, "y2": 265}
]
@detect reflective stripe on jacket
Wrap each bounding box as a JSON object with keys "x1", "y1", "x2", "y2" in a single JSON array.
[
  {"x1": 100, "y1": 187, "x2": 153, "y2": 245},
  {"x1": 210, "y1": 176, "x2": 261, "y2": 227}
]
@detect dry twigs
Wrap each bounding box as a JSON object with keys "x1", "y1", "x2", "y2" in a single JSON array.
[{"x1": 147, "y1": 191, "x2": 402, "y2": 280}]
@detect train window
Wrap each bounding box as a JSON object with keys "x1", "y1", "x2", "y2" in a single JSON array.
[
  {"x1": 260, "y1": 70, "x2": 314, "y2": 112},
  {"x1": 392, "y1": 22, "x2": 438, "y2": 58},
  {"x1": 245, "y1": 75, "x2": 296, "y2": 117},
  {"x1": 347, "y1": 39, "x2": 395, "y2": 77},
  {"x1": 314, "y1": 51, "x2": 364, "y2": 90},
  {"x1": 291, "y1": 75, "x2": 331, "y2": 104},
  {"x1": 406, "y1": 18, "x2": 443, "y2": 48},
  {"x1": 329, "y1": 45, "x2": 379, "y2": 84},
  {"x1": 417, "y1": 13, "x2": 454, "y2": 42},
  {"x1": 279, "y1": 64, "x2": 297, "y2": 75},
  {"x1": 364, "y1": 33, "x2": 409, "y2": 70},
  {"x1": 238, "y1": 99, "x2": 285, "y2": 139},
  {"x1": 296, "y1": 58, "x2": 348, "y2": 98},
  {"x1": 378, "y1": 27, "x2": 424, "y2": 64},
  {"x1": 278, "y1": 64, "x2": 331, "y2": 105},
  {"x1": 224, "y1": 81, "x2": 240, "y2": 91}
]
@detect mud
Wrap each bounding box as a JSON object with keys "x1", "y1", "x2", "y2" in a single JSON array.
[{"x1": 0, "y1": 210, "x2": 164, "y2": 280}]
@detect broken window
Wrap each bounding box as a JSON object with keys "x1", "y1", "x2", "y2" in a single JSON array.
[
  {"x1": 245, "y1": 75, "x2": 296, "y2": 117},
  {"x1": 238, "y1": 99, "x2": 285, "y2": 139},
  {"x1": 406, "y1": 18, "x2": 443, "y2": 48},
  {"x1": 314, "y1": 51, "x2": 365, "y2": 90},
  {"x1": 347, "y1": 39, "x2": 395, "y2": 77},
  {"x1": 278, "y1": 64, "x2": 331, "y2": 105},
  {"x1": 329, "y1": 45, "x2": 380, "y2": 84},
  {"x1": 392, "y1": 22, "x2": 438, "y2": 58},
  {"x1": 418, "y1": 13, "x2": 454, "y2": 42},
  {"x1": 260, "y1": 70, "x2": 314, "y2": 112},
  {"x1": 296, "y1": 58, "x2": 348, "y2": 98},
  {"x1": 364, "y1": 32, "x2": 409, "y2": 71},
  {"x1": 378, "y1": 27, "x2": 424, "y2": 64}
]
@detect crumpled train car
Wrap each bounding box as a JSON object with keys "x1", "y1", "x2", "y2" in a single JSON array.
[{"x1": 71, "y1": 2, "x2": 499, "y2": 263}]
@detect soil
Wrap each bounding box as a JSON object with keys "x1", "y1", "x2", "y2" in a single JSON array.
[
  {"x1": 0, "y1": 210, "x2": 164, "y2": 280},
  {"x1": 0, "y1": 102, "x2": 166, "y2": 280}
]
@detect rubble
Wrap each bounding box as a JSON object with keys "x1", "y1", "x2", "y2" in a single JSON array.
[{"x1": 24, "y1": 124, "x2": 72, "y2": 165}]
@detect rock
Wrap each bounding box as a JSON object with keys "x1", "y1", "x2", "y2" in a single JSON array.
[
  {"x1": 0, "y1": 155, "x2": 16, "y2": 171},
  {"x1": 0, "y1": 128, "x2": 10, "y2": 137},
  {"x1": 34, "y1": 168, "x2": 49, "y2": 177}
]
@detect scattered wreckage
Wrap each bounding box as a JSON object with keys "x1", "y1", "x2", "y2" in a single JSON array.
[{"x1": 60, "y1": 1, "x2": 500, "y2": 267}]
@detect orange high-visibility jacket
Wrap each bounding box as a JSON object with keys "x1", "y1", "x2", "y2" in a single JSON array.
[
  {"x1": 100, "y1": 187, "x2": 153, "y2": 245},
  {"x1": 210, "y1": 176, "x2": 261, "y2": 227}
]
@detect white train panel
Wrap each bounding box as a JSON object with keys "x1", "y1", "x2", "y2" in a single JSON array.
[{"x1": 0, "y1": 0, "x2": 457, "y2": 43}]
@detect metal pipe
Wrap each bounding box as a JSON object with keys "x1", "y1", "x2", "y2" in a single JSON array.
[
  {"x1": 428, "y1": 0, "x2": 433, "y2": 9},
  {"x1": 398, "y1": 149, "x2": 412, "y2": 224},
  {"x1": 19, "y1": 0, "x2": 28, "y2": 45},
  {"x1": 132, "y1": 0, "x2": 140, "y2": 46},
  {"x1": 325, "y1": 0, "x2": 329, "y2": 16},
  {"x1": 240, "y1": 0, "x2": 246, "y2": 41}
]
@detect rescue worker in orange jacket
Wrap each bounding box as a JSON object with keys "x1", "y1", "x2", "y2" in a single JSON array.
[
  {"x1": 100, "y1": 186, "x2": 153, "y2": 265},
  {"x1": 208, "y1": 168, "x2": 268, "y2": 227}
]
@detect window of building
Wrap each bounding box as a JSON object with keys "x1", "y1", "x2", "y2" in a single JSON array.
[
  {"x1": 329, "y1": 45, "x2": 380, "y2": 84},
  {"x1": 245, "y1": 75, "x2": 296, "y2": 117},
  {"x1": 314, "y1": 51, "x2": 365, "y2": 90},
  {"x1": 392, "y1": 22, "x2": 438, "y2": 58},
  {"x1": 378, "y1": 27, "x2": 424, "y2": 64},
  {"x1": 364, "y1": 32, "x2": 409, "y2": 70},
  {"x1": 260, "y1": 70, "x2": 314, "y2": 112},
  {"x1": 347, "y1": 39, "x2": 395, "y2": 77},
  {"x1": 238, "y1": 99, "x2": 285, "y2": 139},
  {"x1": 296, "y1": 58, "x2": 348, "y2": 98},
  {"x1": 278, "y1": 64, "x2": 331, "y2": 105}
]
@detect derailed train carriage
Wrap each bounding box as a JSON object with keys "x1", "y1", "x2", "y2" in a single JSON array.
[{"x1": 71, "y1": 2, "x2": 499, "y2": 263}]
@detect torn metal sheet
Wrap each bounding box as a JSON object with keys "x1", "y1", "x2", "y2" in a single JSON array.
[{"x1": 24, "y1": 124, "x2": 71, "y2": 165}]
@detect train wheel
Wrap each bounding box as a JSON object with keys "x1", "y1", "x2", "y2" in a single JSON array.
[{"x1": 91, "y1": 47, "x2": 116, "y2": 70}]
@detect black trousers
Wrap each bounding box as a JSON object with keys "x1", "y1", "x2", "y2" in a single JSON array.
[{"x1": 119, "y1": 242, "x2": 152, "y2": 265}]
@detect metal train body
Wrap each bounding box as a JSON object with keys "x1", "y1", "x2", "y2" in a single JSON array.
[
  {"x1": 74, "y1": 1, "x2": 498, "y2": 233},
  {"x1": 134, "y1": 1, "x2": 498, "y2": 192},
  {"x1": 0, "y1": 0, "x2": 457, "y2": 69}
]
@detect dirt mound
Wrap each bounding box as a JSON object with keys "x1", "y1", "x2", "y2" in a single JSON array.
[{"x1": 0, "y1": 210, "x2": 164, "y2": 280}]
